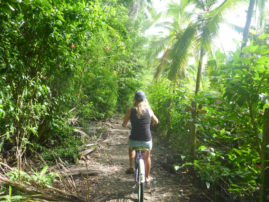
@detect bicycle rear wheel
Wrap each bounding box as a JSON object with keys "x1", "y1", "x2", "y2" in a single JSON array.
[{"x1": 138, "y1": 182, "x2": 144, "y2": 202}]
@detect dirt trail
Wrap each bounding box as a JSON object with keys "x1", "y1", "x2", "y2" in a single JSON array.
[{"x1": 74, "y1": 116, "x2": 207, "y2": 202}]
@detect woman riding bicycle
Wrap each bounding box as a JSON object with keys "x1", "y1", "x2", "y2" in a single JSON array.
[{"x1": 122, "y1": 91, "x2": 158, "y2": 183}]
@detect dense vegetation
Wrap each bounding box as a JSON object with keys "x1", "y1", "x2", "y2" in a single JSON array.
[
  {"x1": 0, "y1": 0, "x2": 268, "y2": 201},
  {"x1": 146, "y1": 0, "x2": 269, "y2": 201},
  {"x1": 0, "y1": 0, "x2": 146, "y2": 162}
]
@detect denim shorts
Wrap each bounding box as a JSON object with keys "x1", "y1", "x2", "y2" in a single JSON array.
[{"x1": 128, "y1": 139, "x2": 152, "y2": 150}]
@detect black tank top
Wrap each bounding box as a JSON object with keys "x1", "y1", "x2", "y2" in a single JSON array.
[{"x1": 129, "y1": 108, "x2": 151, "y2": 141}]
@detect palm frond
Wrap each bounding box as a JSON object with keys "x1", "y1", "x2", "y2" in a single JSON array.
[
  {"x1": 192, "y1": 0, "x2": 206, "y2": 11},
  {"x1": 166, "y1": 0, "x2": 193, "y2": 26},
  {"x1": 178, "y1": 62, "x2": 187, "y2": 80},
  {"x1": 168, "y1": 24, "x2": 196, "y2": 81},
  {"x1": 166, "y1": 0, "x2": 191, "y2": 18},
  {"x1": 141, "y1": 15, "x2": 163, "y2": 33},
  {"x1": 166, "y1": 1, "x2": 182, "y2": 18},
  {"x1": 147, "y1": 34, "x2": 174, "y2": 66},
  {"x1": 154, "y1": 48, "x2": 171, "y2": 79},
  {"x1": 197, "y1": 0, "x2": 232, "y2": 49},
  {"x1": 152, "y1": 12, "x2": 162, "y2": 23},
  {"x1": 144, "y1": 11, "x2": 162, "y2": 26},
  {"x1": 154, "y1": 21, "x2": 177, "y2": 32}
]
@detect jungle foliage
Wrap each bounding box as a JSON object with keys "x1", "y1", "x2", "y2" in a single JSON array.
[
  {"x1": 0, "y1": 0, "x2": 269, "y2": 201},
  {"x1": 148, "y1": 36, "x2": 269, "y2": 201},
  {"x1": 146, "y1": 0, "x2": 269, "y2": 200},
  {"x1": 0, "y1": 0, "x2": 146, "y2": 164}
]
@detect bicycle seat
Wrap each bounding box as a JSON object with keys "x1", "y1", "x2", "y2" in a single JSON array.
[{"x1": 132, "y1": 147, "x2": 149, "y2": 151}]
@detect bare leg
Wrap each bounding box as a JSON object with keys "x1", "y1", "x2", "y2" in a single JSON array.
[
  {"x1": 129, "y1": 148, "x2": 136, "y2": 168},
  {"x1": 144, "y1": 151, "x2": 151, "y2": 182}
]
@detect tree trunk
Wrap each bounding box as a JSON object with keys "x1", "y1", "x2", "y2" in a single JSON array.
[
  {"x1": 241, "y1": 0, "x2": 255, "y2": 50},
  {"x1": 260, "y1": 108, "x2": 269, "y2": 202},
  {"x1": 190, "y1": 48, "x2": 204, "y2": 158},
  {"x1": 195, "y1": 48, "x2": 204, "y2": 95},
  {"x1": 258, "y1": 0, "x2": 265, "y2": 30}
]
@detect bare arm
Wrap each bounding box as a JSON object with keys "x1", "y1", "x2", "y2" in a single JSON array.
[
  {"x1": 149, "y1": 109, "x2": 159, "y2": 126},
  {"x1": 151, "y1": 114, "x2": 159, "y2": 126},
  {"x1": 122, "y1": 108, "x2": 131, "y2": 128}
]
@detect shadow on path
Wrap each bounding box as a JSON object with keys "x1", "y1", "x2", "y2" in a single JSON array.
[{"x1": 76, "y1": 117, "x2": 207, "y2": 202}]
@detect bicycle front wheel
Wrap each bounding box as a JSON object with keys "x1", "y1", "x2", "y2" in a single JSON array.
[{"x1": 138, "y1": 182, "x2": 144, "y2": 202}]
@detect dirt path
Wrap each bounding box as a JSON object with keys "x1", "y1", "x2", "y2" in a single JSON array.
[{"x1": 73, "y1": 116, "x2": 207, "y2": 202}]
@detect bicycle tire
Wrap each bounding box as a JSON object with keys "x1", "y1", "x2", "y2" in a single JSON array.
[
  {"x1": 137, "y1": 159, "x2": 144, "y2": 202},
  {"x1": 138, "y1": 182, "x2": 144, "y2": 202},
  {"x1": 135, "y1": 151, "x2": 145, "y2": 202}
]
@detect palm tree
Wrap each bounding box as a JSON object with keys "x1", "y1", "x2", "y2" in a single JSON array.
[
  {"x1": 185, "y1": 0, "x2": 234, "y2": 157},
  {"x1": 241, "y1": 0, "x2": 255, "y2": 49},
  {"x1": 241, "y1": 0, "x2": 268, "y2": 48},
  {"x1": 146, "y1": 0, "x2": 194, "y2": 138},
  {"x1": 148, "y1": 0, "x2": 193, "y2": 84},
  {"x1": 128, "y1": 0, "x2": 152, "y2": 22},
  {"x1": 148, "y1": 0, "x2": 235, "y2": 157}
]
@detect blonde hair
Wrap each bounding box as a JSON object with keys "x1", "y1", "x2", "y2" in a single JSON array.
[{"x1": 133, "y1": 99, "x2": 150, "y2": 118}]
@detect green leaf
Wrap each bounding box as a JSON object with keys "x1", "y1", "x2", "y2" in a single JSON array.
[
  {"x1": 198, "y1": 145, "x2": 207, "y2": 151},
  {"x1": 180, "y1": 155, "x2": 186, "y2": 160},
  {"x1": 11, "y1": 195, "x2": 24, "y2": 200},
  {"x1": 174, "y1": 165, "x2": 181, "y2": 171},
  {"x1": 258, "y1": 34, "x2": 269, "y2": 39},
  {"x1": 8, "y1": 5, "x2": 15, "y2": 12},
  {"x1": 40, "y1": 165, "x2": 48, "y2": 176},
  {"x1": 206, "y1": 182, "x2": 210, "y2": 189},
  {"x1": 256, "y1": 56, "x2": 269, "y2": 65},
  {"x1": 9, "y1": 186, "x2": 12, "y2": 196}
]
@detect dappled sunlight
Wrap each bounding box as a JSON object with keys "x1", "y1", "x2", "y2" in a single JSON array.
[
  {"x1": 0, "y1": 0, "x2": 268, "y2": 201},
  {"x1": 81, "y1": 118, "x2": 207, "y2": 201}
]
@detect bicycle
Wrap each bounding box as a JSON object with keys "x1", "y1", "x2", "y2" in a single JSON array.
[{"x1": 132, "y1": 147, "x2": 148, "y2": 202}]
